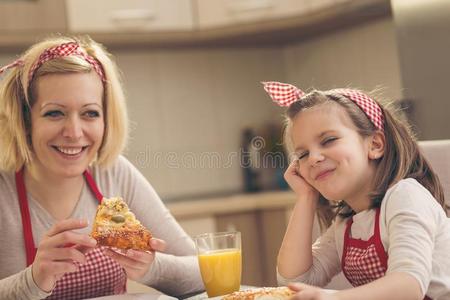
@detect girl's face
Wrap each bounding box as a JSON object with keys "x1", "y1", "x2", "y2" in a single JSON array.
[
  {"x1": 291, "y1": 103, "x2": 377, "y2": 209},
  {"x1": 30, "y1": 71, "x2": 104, "y2": 178}
]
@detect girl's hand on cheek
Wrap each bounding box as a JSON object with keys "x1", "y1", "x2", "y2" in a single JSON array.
[
  {"x1": 103, "y1": 238, "x2": 166, "y2": 281},
  {"x1": 289, "y1": 283, "x2": 338, "y2": 300},
  {"x1": 284, "y1": 160, "x2": 318, "y2": 198}
]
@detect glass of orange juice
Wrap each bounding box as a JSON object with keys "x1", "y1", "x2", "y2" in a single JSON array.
[{"x1": 194, "y1": 231, "x2": 242, "y2": 298}]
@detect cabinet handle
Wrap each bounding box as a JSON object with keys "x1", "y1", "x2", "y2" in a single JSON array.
[
  {"x1": 227, "y1": 0, "x2": 274, "y2": 14},
  {"x1": 109, "y1": 9, "x2": 155, "y2": 27}
]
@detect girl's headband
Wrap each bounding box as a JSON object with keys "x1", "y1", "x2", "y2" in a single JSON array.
[
  {"x1": 0, "y1": 42, "x2": 106, "y2": 82},
  {"x1": 262, "y1": 81, "x2": 384, "y2": 131}
]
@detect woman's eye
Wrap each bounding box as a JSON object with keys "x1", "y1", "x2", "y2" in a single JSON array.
[
  {"x1": 84, "y1": 110, "x2": 100, "y2": 118},
  {"x1": 43, "y1": 110, "x2": 63, "y2": 118}
]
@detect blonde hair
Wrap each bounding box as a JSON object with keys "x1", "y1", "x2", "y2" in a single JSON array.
[
  {"x1": 0, "y1": 35, "x2": 128, "y2": 171},
  {"x1": 284, "y1": 90, "x2": 445, "y2": 230}
]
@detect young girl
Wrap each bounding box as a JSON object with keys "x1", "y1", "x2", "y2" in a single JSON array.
[
  {"x1": 0, "y1": 36, "x2": 203, "y2": 299},
  {"x1": 262, "y1": 82, "x2": 450, "y2": 300}
]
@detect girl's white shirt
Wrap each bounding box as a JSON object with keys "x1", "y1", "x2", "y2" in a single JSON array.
[{"x1": 278, "y1": 178, "x2": 450, "y2": 300}]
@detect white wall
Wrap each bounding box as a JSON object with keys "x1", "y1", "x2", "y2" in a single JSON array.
[
  {"x1": 283, "y1": 18, "x2": 403, "y2": 101},
  {"x1": 115, "y1": 47, "x2": 285, "y2": 200}
]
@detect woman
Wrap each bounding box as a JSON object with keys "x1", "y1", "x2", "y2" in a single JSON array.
[{"x1": 0, "y1": 36, "x2": 203, "y2": 300}]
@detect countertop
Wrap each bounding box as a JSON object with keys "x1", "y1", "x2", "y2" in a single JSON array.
[{"x1": 166, "y1": 190, "x2": 296, "y2": 219}]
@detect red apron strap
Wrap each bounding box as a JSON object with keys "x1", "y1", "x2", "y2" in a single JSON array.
[
  {"x1": 341, "y1": 216, "x2": 353, "y2": 278},
  {"x1": 15, "y1": 168, "x2": 37, "y2": 266},
  {"x1": 83, "y1": 170, "x2": 103, "y2": 203},
  {"x1": 372, "y1": 207, "x2": 388, "y2": 267}
]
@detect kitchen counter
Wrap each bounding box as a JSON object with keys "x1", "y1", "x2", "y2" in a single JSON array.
[{"x1": 166, "y1": 190, "x2": 296, "y2": 219}]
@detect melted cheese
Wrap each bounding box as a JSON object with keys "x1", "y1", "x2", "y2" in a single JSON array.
[{"x1": 97, "y1": 197, "x2": 140, "y2": 228}]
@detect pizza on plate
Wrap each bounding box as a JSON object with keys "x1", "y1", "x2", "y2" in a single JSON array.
[
  {"x1": 91, "y1": 196, "x2": 152, "y2": 251},
  {"x1": 222, "y1": 287, "x2": 295, "y2": 300}
]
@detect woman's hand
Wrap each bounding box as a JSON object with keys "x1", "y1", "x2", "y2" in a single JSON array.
[
  {"x1": 32, "y1": 219, "x2": 97, "y2": 292},
  {"x1": 289, "y1": 283, "x2": 338, "y2": 300},
  {"x1": 103, "y1": 238, "x2": 167, "y2": 281},
  {"x1": 284, "y1": 160, "x2": 318, "y2": 198}
]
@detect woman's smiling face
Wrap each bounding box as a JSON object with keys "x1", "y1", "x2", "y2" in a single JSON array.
[{"x1": 30, "y1": 71, "x2": 104, "y2": 178}]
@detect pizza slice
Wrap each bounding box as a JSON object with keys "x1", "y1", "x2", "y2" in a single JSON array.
[
  {"x1": 222, "y1": 287, "x2": 295, "y2": 300},
  {"x1": 91, "y1": 196, "x2": 152, "y2": 251}
]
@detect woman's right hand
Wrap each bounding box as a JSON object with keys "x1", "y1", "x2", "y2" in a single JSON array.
[
  {"x1": 31, "y1": 219, "x2": 97, "y2": 292},
  {"x1": 284, "y1": 160, "x2": 319, "y2": 198}
]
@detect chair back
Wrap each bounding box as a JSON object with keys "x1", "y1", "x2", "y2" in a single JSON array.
[{"x1": 419, "y1": 140, "x2": 450, "y2": 216}]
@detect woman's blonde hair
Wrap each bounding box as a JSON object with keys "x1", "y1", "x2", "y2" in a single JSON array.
[
  {"x1": 284, "y1": 90, "x2": 445, "y2": 230},
  {"x1": 0, "y1": 35, "x2": 128, "y2": 171}
]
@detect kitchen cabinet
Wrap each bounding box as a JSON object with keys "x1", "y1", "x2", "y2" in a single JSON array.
[
  {"x1": 65, "y1": 0, "x2": 194, "y2": 33},
  {"x1": 215, "y1": 208, "x2": 288, "y2": 286},
  {"x1": 195, "y1": 0, "x2": 353, "y2": 29},
  {"x1": 195, "y1": 0, "x2": 312, "y2": 29},
  {"x1": 0, "y1": 0, "x2": 390, "y2": 49},
  {"x1": 0, "y1": 0, "x2": 66, "y2": 33}
]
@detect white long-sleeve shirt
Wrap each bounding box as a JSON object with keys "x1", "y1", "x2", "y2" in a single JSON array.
[
  {"x1": 278, "y1": 178, "x2": 450, "y2": 299},
  {"x1": 0, "y1": 155, "x2": 204, "y2": 299}
]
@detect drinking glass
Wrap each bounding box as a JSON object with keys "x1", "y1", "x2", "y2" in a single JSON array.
[{"x1": 194, "y1": 231, "x2": 242, "y2": 298}]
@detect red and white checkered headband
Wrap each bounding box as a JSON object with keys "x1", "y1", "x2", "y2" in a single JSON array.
[
  {"x1": 262, "y1": 81, "x2": 384, "y2": 131},
  {"x1": 0, "y1": 42, "x2": 106, "y2": 83}
]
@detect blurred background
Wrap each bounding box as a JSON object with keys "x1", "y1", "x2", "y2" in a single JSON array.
[{"x1": 1, "y1": 0, "x2": 449, "y2": 287}]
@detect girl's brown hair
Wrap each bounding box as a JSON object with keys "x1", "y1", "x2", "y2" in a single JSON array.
[{"x1": 284, "y1": 90, "x2": 445, "y2": 230}]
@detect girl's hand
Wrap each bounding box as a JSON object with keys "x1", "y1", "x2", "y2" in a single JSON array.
[
  {"x1": 103, "y1": 238, "x2": 167, "y2": 281},
  {"x1": 32, "y1": 219, "x2": 97, "y2": 292},
  {"x1": 289, "y1": 283, "x2": 338, "y2": 300},
  {"x1": 284, "y1": 160, "x2": 318, "y2": 198}
]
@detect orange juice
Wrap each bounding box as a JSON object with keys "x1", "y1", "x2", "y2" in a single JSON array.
[{"x1": 198, "y1": 248, "x2": 242, "y2": 297}]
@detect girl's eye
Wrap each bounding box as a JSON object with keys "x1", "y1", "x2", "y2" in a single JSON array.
[
  {"x1": 298, "y1": 151, "x2": 309, "y2": 160},
  {"x1": 322, "y1": 137, "x2": 337, "y2": 145},
  {"x1": 84, "y1": 110, "x2": 100, "y2": 118},
  {"x1": 43, "y1": 110, "x2": 63, "y2": 118}
]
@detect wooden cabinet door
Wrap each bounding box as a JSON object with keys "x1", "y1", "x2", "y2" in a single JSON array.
[
  {"x1": 216, "y1": 208, "x2": 289, "y2": 287},
  {"x1": 195, "y1": 0, "x2": 317, "y2": 29},
  {"x1": 216, "y1": 211, "x2": 265, "y2": 286},
  {"x1": 258, "y1": 208, "x2": 289, "y2": 286},
  {"x1": 0, "y1": 0, "x2": 66, "y2": 33},
  {"x1": 65, "y1": 0, "x2": 194, "y2": 33}
]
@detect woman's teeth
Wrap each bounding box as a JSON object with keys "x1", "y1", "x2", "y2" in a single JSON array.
[{"x1": 56, "y1": 147, "x2": 83, "y2": 155}]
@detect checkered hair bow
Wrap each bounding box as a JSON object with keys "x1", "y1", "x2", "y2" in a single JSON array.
[
  {"x1": 262, "y1": 81, "x2": 384, "y2": 131},
  {"x1": 29, "y1": 42, "x2": 106, "y2": 82},
  {"x1": 262, "y1": 81, "x2": 305, "y2": 107}
]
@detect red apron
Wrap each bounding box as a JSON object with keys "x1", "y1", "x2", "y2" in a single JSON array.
[
  {"x1": 341, "y1": 208, "x2": 431, "y2": 299},
  {"x1": 16, "y1": 169, "x2": 127, "y2": 300}
]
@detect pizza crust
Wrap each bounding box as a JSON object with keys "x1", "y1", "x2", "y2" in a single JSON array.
[
  {"x1": 91, "y1": 197, "x2": 153, "y2": 251},
  {"x1": 222, "y1": 287, "x2": 295, "y2": 300}
]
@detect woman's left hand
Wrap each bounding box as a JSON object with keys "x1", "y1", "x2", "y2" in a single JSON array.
[
  {"x1": 103, "y1": 238, "x2": 167, "y2": 280},
  {"x1": 289, "y1": 283, "x2": 339, "y2": 300}
]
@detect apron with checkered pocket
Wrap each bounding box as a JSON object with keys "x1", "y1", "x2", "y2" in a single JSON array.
[
  {"x1": 341, "y1": 207, "x2": 431, "y2": 300},
  {"x1": 16, "y1": 169, "x2": 127, "y2": 300}
]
